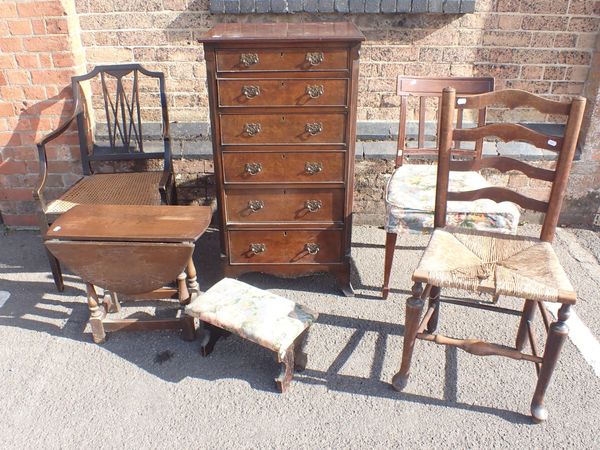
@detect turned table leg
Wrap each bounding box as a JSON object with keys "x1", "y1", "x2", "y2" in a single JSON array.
[
  {"x1": 186, "y1": 257, "x2": 199, "y2": 298},
  {"x1": 86, "y1": 283, "x2": 106, "y2": 344}
]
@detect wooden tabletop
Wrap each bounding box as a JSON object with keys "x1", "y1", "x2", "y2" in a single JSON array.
[
  {"x1": 199, "y1": 22, "x2": 365, "y2": 44},
  {"x1": 46, "y1": 205, "x2": 213, "y2": 243}
]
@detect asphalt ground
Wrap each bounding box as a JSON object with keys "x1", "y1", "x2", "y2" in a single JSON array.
[{"x1": 1, "y1": 225, "x2": 599, "y2": 448}]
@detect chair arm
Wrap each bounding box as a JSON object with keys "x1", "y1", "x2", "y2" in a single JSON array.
[{"x1": 33, "y1": 112, "x2": 79, "y2": 210}]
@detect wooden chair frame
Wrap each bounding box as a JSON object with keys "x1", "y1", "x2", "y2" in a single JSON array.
[
  {"x1": 382, "y1": 76, "x2": 494, "y2": 299},
  {"x1": 34, "y1": 64, "x2": 176, "y2": 291},
  {"x1": 392, "y1": 88, "x2": 586, "y2": 422}
]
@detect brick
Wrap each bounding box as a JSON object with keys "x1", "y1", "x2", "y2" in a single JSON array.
[
  {"x1": 554, "y1": 33, "x2": 578, "y2": 48},
  {"x1": 569, "y1": 17, "x2": 600, "y2": 33},
  {"x1": 520, "y1": 0, "x2": 568, "y2": 14},
  {"x1": 483, "y1": 31, "x2": 531, "y2": 47},
  {"x1": 209, "y1": 0, "x2": 225, "y2": 12},
  {"x1": 558, "y1": 50, "x2": 592, "y2": 65},
  {"x1": 270, "y1": 0, "x2": 286, "y2": 12},
  {"x1": 531, "y1": 33, "x2": 555, "y2": 48},
  {"x1": 429, "y1": 0, "x2": 443, "y2": 13},
  {"x1": 319, "y1": 0, "x2": 335, "y2": 12},
  {"x1": 304, "y1": 0, "x2": 318, "y2": 11},
  {"x1": 334, "y1": 0, "x2": 349, "y2": 12},
  {"x1": 497, "y1": 14, "x2": 522, "y2": 30},
  {"x1": 16, "y1": 54, "x2": 39, "y2": 68},
  {"x1": 0, "y1": 54, "x2": 16, "y2": 69},
  {"x1": 380, "y1": 0, "x2": 395, "y2": 12},
  {"x1": 8, "y1": 19, "x2": 32, "y2": 35},
  {"x1": 0, "y1": 160, "x2": 27, "y2": 175},
  {"x1": 522, "y1": 16, "x2": 568, "y2": 31},
  {"x1": 521, "y1": 65, "x2": 544, "y2": 79},
  {"x1": 31, "y1": 19, "x2": 46, "y2": 34},
  {"x1": 31, "y1": 69, "x2": 73, "y2": 85},
  {"x1": 442, "y1": 0, "x2": 460, "y2": 13},
  {"x1": 0, "y1": 188, "x2": 33, "y2": 201},
  {"x1": 45, "y1": 17, "x2": 68, "y2": 34},
  {"x1": 255, "y1": 0, "x2": 270, "y2": 12},
  {"x1": 543, "y1": 66, "x2": 566, "y2": 81},
  {"x1": 0, "y1": 86, "x2": 24, "y2": 100},
  {"x1": 364, "y1": 0, "x2": 380, "y2": 13},
  {"x1": 0, "y1": 37, "x2": 23, "y2": 52},
  {"x1": 223, "y1": 0, "x2": 240, "y2": 13},
  {"x1": 17, "y1": 1, "x2": 66, "y2": 17},
  {"x1": 460, "y1": 0, "x2": 475, "y2": 12},
  {"x1": 349, "y1": 0, "x2": 364, "y2": 13},
  {"x1": 412, "y1": 0, "x2": 428, "y2": 12},
  {"x1": 0, "y1": 3, "x2": 17, "y2": 18},
  {"x1": 0, "y1": 103, "x2": 14, "y2": 116},
  {"x1": 6, "y1": 70, "x2": 30, "y2": 85},
  {"x1": 239, "y1": 0, "x2": 255, "y2": 12},
  {"x1": 23, "y1": 35, "x2": 69, "y2": 52}
]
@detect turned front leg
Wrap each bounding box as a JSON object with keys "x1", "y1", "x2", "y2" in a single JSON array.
[
  {"x1": 392, "y1": 282, "x2": 425, "y2": 391},
  {"x1": 276, "y1": 346, "x2": 295, "y2": 393},
  {"x1": 530, "y1": 304, "x2": 571, "y2": 423}
]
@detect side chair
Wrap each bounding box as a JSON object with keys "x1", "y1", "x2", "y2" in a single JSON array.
[
  {"x1": 34, "y1": 64, "x2": 176, "y2": 292},
  {"x1": 392, "y1": 87, "x2": 586, "y2": 422},
  {"x1": 382, "y1": 76, "x2": 521, "y2": 299}
]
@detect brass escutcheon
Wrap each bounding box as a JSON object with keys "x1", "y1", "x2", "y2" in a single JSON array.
[
  {"x1": 305, "y1": 122, "x2": 323, "y2": 136},
  {"x1": 305, "y1": 52, "x2": 324, "y2": 66},
  {"x1": 244, "y1": 162, "x2": 262, "y2": 175},
  {"x1": 242, "y1": 85, "x2": 261, "y2": 98},
  {"x1": 304, "y1": 243, "x2": 320, "y2": 255},
  {"x1": 244, "y1": 123, "x2": 262, "y2": 136},
  {"x1": 240, "y1": 53, "x2": 259, "y2": 67},
  {"x1": 304, "y1": 200, "x2": 322, "y2": 212},
  {"x1": 249, "y1": 243, "x2": 266, "y2": 254},
  {"x1": 305, "y1": 84, "x2": 324, "y2": 99},
  {"x1": 304, "y1": 161, "x2": 323, "y2": 174},
  {"x1": 248, "y1": 200, "x2": 264, "y2": 212}
]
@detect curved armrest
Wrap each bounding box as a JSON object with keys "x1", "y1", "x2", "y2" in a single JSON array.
[{"x1": 33, "y1": 111, "x2": 79, "y2": 209}]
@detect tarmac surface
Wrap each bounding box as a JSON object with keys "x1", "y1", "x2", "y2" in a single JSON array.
[{"x1": 1, "y1": 224, "x2": 599, "y2": 448}]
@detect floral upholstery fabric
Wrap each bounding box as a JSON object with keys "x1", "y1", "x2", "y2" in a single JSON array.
[
  {"x1": 385, "y1": 165, "x2": 520, "y2": 235},
  {"x1": 185, "y1": 278, "x2": 318, "y2": 359}
]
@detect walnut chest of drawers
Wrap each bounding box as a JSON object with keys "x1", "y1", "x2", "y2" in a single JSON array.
[{"x1": 200, "y1": 22, "x2": 365, "y2": 296}]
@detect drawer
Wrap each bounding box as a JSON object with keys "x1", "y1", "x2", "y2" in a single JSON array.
[
  {"x1": 222, "y1": 152, "x2": 345, "y2": 183},
  {"x1": 216, "y1": 48, "x2": 349, "y2": 72},
  {"x1": 220, "y1": 113, "x2": 346, "y2": 145},
  {"x1": 218, "y1": 79, "x2": 348, "y2": 107},
  {"x1": 229, "y1": 229, "x2": 343, "y2": 264},
  {"x1": 225, "y1": 188, "x2": 344, "y2": 224}
]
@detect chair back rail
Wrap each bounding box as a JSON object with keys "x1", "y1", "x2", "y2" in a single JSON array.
[
  {"x1": 435, "y1": 88, "x2": 586, "y2": 242},
  {"x1": 71, "y1": 64, "x2": 172, "y2": 176},
  {"x1": 395, "y1": 76, "x2": 494, "y2": 167}
]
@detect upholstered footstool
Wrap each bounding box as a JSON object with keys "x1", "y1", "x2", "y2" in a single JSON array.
[{"x1": 184, "y1": 278, "x2": 318, "y2": 393}]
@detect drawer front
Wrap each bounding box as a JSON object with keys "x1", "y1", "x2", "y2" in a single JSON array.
[
  {"x1": 225, "y1": 188, "x2": 344, "y2": 224},
  {"x1": 229, "y1": 229, "x2": 343, "y2": 264},
  {"x1": 216, "y1": 48, "x2": 349, "y2": 72},
  {"x1": 220, "y1": 113, "x2": 346, "y2": 145},
  {"x1": 218, "y1": 79, "x2": 348, "y2": 107},
  {"x1": 222, "y1": 152, "x2": 345, "y2": 183}
]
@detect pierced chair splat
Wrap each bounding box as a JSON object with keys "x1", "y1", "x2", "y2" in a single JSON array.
[
  {"x1": 382, "y1": 76, "x2": 521, "y2": 299},
  {"x1": 392, "y1": 87, "x2": 586, "y2": 423},
  {"x1": 34, "y1": 64, "x2": 176, "y2": 292}
]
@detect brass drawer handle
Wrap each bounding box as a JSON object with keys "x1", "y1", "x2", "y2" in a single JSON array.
[
  {"x1": 244, "y1": 123, "x2": 261, "y2": 136},
  {"x1": 304, "y1": 200, "x2": 322, "y2": 212},
  {"x1": 304, "y1": 243, "x2": 320, "y2": 255},
  {"x1": 306, "y1": 52, "x2": 324, "y2": 66},
  {"x1": 240, "y1": 53, "x2": 259, "y2": 67},
  {"x1": 305, "y1": 122, "x2": 322, "y2": 136},
  {"x1": 304, "y1": 162, "x2": 323, "y2": 175},
  {"x1": 248, "y1": 200, "x2": 264, "y2": 212},
  {"x1": 250, "y1": 243, "x2": 266, "y2": 254},
  {"x1": 306, "y1": 85, "x2": 324, "y2": 99},
  {"x1": 242, "y1": 85, "x2": 261, "y2": 98},
  {"x1": 244, "y1": 162, "x2": 262, "y2": 175}
]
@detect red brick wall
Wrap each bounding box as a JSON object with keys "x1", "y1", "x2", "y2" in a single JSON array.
[{"x1": 0, "y1": 0, "x2": 85, "y2": 227}]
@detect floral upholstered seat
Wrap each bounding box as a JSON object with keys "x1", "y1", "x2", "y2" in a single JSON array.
[
  {"x1": 385, "y1": 164, "x2": 520, "y2": 235},
  {"x1": 185, "y1": 278, "x2": 318, "y2": 359}
]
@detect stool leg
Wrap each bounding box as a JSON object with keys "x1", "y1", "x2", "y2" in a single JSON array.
[
  {"x1": 186, "y1": 257, "x2": 199, "y2": 297},
  {"x1": 392, "y1": 282, "x2": 424, "y2": 391},
  {"x1": 199, "y1": 322, "x2": 230, "y2": 356},
  {"x1": 86, "y1": 283, "x2": 106, "y2": 344},
  {"x1": 181, "y1": 315, "x2": 196, "y2": 342},
  {"x1": 276, "y1": 346, "x2": 295, "y2": 393},
  {"x1": 382, "y1": 232, "x2": 397, "y2": 299},
  {"x1": 531, "y1": 304, "x2": 571, "y2": 423},
  {"x1": 293, "y1": 329, "x2": 309, "y2": 372}
]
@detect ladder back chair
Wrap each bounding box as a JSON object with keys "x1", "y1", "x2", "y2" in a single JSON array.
[
  {"x1": 34, "y1": 64, "x2": 176, "y2": 292},
  {"x1": 392, "y1": 87, "x2": 586, "y2": 423},
  {"x1": 382, "y1": 76, "x2": 521, "y2": 299}
]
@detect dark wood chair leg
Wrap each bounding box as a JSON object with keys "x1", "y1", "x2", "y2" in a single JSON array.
[
  {"x1": 276, "y1": 346, "x2": 295, "y2": 393},
  {"x1": 426, "y1": 286, "x2": 441, "y2": 333},
  {"x1": 515, "y1": 299, "x2": 536, "y2": 351},
  {"x1": 86, "y1": 283, "x2": 106, "y2": 344},
  {"x1": 199, "y1": 322, "x2": 230, "y2": 356},
  {"x1": 530, "y1": 304, "x2": 571, "y2": 423},
  {"x1": 392, "y1": 282, "x2": 424, "y2": 391},
  {"x1": 177, "y1": 271, "x2": 190, "y2": 305},
  {"x1": 382, "y1": 232, "x2": 398, "y2": 299},
  {"x1": 45, "y1": 248, "x2": 64, "y2": 292}
]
